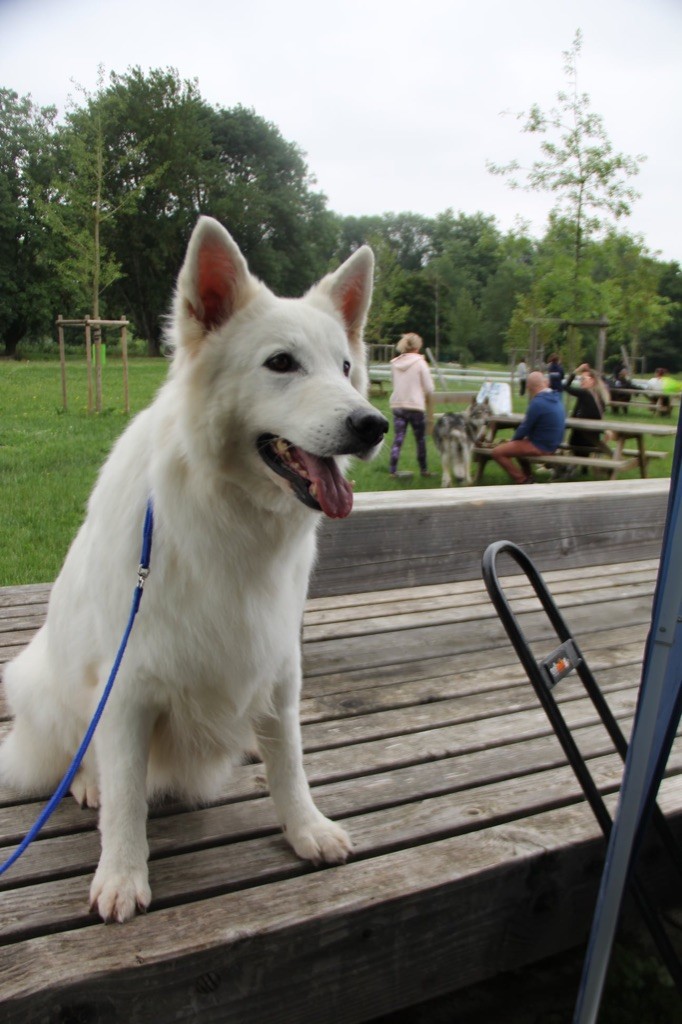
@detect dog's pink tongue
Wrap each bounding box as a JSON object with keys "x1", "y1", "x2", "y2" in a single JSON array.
[{"x1": 298, "y1": 451, "x2": 353, "y2": 519}]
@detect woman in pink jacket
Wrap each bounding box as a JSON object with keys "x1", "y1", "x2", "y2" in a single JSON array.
[{"x1": 389, "y1": 333, "x2": 435, "y2": 476}]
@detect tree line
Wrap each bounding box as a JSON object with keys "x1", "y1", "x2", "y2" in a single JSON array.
[{"x1": 1, "y1": 57, "x2": 680, "y2": 370}]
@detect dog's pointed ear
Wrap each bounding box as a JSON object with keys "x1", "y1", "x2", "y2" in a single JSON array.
[
  {"x1": 308, "y1": 245, "x2": 374, "y2": 345},
  {"x1": 175, "y1": 217, "x2": 260, "y2": 349}
]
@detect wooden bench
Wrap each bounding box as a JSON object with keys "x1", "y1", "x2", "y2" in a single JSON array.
[
  {"x1": 473, "y1": 432, "x2": 671, "y2": 484},
  {"x1": 622, "y1": 447, "x2": 667, "y2": 461},
  {"x1": 608, "y1": 388, "x2": 681, "y2": 417},
  {"x1": 1, "y1": 480, "x2": 680, "y2": 1022},
  {"x1": 473, "y1": 446, "x2": 663, "y2": 481},
  {"x1": 473, "y1": 445, "x2": 630, "y2": 482}
]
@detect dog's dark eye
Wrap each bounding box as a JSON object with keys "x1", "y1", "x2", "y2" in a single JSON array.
[
  {"x1": 343, "y1": 360, "x2": 351, "y2": 378},
  {"x1": 265, "y1": 352, "x2": 299, "y2": 374}
]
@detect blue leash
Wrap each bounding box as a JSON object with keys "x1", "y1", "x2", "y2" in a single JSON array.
[{"x1": 0, "y1": 499, "x2": 154, "y2": 877}]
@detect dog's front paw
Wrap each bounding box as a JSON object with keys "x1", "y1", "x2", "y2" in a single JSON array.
[
  {"x1": 287, "y1": 814, "x2": 352, "y2": 866},
  {"x1": 90, "y1": 865, "x2": 151, "y2": 923}
]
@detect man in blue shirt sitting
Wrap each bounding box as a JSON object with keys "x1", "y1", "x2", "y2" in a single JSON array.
[{"x1": 490, "y1": 370, "x2": 566, "y2": 484}]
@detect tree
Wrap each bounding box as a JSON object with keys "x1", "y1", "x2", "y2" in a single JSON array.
[
  {"x1": 427, "y1": 211, "x2": 504, "y2": 361},
  {"x1": 646, "y1": 261, "x2": 682, "y2": 371},
  {"x1": 596, "y1": 232, "x2": 673, "y2": 364},
  {"x1": 95, "y1": 69, "x2": 335, "y2": 352},
  {"x1": 362, "y1": 232, "x2": 411, "y2": 348},
  {"x1": 39, "y1": 67, "x2": 167, "y2": 335},
  {"x1": 205, "y1": 103, "x2": 337, "y2": 296},
  {"x1": 0, "y1": 89, "x2": 58, "y2": 357},
  {"x1": 488, "y1": 30, "x2": 645, "y2": 322},
  {"x1": 446, "y1": 289, "x2": 480, "y2": 365},
  {"x1": 479, "y1": 232, "x2": 535, "y2": 362},
  {"x1": 94, "y1": 67, "x2": 218, "y2": 352}
]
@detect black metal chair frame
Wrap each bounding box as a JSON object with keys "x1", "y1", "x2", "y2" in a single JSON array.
[{"x1": 481, "y1": 540, "x2": 682, "y2": 991}]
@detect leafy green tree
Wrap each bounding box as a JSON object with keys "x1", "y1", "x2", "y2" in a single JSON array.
[
  {"x1": 339, "y1": 212, "x2": 436, "y2": 352},
  {"x1": 205, "y1": 103, "x2": 337, "y2": 296},
  {"x1": 644, "y1": 261, "x2": 682, "y2": 371},
  {"x1": 488, "y1": 30, "x2": 645, "y2": 324},
  {"x1": 363, "y1": 232, "x2": 411, "y2": 348},
  {"x1": 94, "y1": 67, "x2": 221, "y2": 351},
  {"x1": 95, "y1": 69, "x2": 335, "y2": 352},
  {"x1": 34, "y1": 65, "x2": 168, "y2": 354},
  {"x1": 446, "y1": 289, "x2": 480, "y2": 364},
  {"x1": 478, "y1": 232, "x2": 535, "y2": 361},
  {"x1": 427, "y1": 211, "x2": 504, "y2": 361},
  {"x1": 331, "y1": 214, "x2": 386, "y2": 264},
  {"x1": 0, "y1": 89, "x2": 58, "y2": 357},
  {"x1": 430, "y1": 211, "x2": 501, "y2": 300},
  {"x1": 595, "y1": 232, "x2": 673, "y2": 364},
  {"x1": 377, "y1": 212, "x2": 433, "y2": 271}
]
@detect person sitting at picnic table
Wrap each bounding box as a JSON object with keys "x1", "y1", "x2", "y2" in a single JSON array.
[
  {"x1": 606, "y1": 365, "x2": 641, "y2": 414},
  {"x1": 488, "y1": 370, "x2": 565, "y2": 484},
  {"x1": 646, "y1": 367, "x2": 682, "y2": 415},
  {"x1": 559, "y1": 363, "x2": 611, "y2": 476},
  {"x1": 646, "y1": 367, "x2": 667, "y2": 413}
]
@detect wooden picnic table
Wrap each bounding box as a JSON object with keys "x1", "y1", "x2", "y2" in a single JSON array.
[
  {"x1": 607, "y1": 386, "x2": 681, "y2": 417},
  {"x1": 1, "y1": 481, "x2": 681, "y2": 1022},
  {"x1": 475, "y1": 413, "x2": 677, "y2": 483}
]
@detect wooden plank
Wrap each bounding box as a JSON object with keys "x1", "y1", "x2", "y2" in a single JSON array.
[
  {"x1": 303, "y1": 564, "x2": 657, "y2": 628},
  {"x1": 0, "y1": 685, "x2": 645, "y2": 883},
  {"x1": 431, "y1": 391, "x2": 478, "y2": 405},
  {"x1": 302, "y1": 593, "x2": 655, "y2": 677},
  {"x1": 0, "y1": 708, "x2": 636, "y2": 849},
  {"x1": 0, "y1": 595, "x2": 652, "y2": 723},
  {"x1": 302, "y1": 579, "x2": 655, "y2": 642},
  {"x1": 5, "y1": 742, "x2": 672, "y2": 944},
  {"x1": 304, "y1": 558, "x2": 660, "y2": 612},
  {"x1": 0, "y1": 584, "x2": 50, "y2": 608},
  {"x1": 474, "y1": 447, "x2": 628, "y2": 472},
  {"x1": 2, "y1": 784, "x2": 680, "y2": 1023},
  {"x1": 310, "y1": 480, "x2": 668, "y2": 597},
  {"x1": 300, "y1": 636, "x2": 648, "y2": 721},
  {"x1": 0, "y1": 613, "x2": 47, "y2": 634}
]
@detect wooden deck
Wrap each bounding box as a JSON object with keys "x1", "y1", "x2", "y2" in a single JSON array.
[{"x1": 1, "y1": 479, "x2": 681, "y2": 1022}]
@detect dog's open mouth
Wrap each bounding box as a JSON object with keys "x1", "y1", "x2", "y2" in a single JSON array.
[{"x1": 257, "y1": 434, "x2": 353, "y2": 519}]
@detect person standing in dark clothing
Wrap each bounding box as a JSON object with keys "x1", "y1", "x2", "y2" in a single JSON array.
[{"x1": 547, "y1": 353, "x2": 565, "y2": 392}]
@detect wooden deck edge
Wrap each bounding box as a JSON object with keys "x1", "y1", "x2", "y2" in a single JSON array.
[
  {"x1": 3, "y1": 792, "x2": 680, "y2": 1024},
  {"x1": 311, "y1": 479, "x2": 670, "y2": 597}
]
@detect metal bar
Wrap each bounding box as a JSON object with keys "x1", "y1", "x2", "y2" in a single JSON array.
[{"x1": 481, "y1": 540, "x2": 682, "y2": 995}]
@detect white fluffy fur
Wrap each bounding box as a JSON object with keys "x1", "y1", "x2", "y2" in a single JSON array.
[{"x1": 1, "y1": 217, "x2": 386, "y2": 922}]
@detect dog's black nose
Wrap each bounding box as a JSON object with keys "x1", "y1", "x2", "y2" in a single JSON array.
[{"x1": 346, "y1": 409, "x2": 389, "y2": 449}]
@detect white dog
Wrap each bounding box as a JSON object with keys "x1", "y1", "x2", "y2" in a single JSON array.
[{"x1": 0, "y1": 216, "x2": 388, "y2": 922}]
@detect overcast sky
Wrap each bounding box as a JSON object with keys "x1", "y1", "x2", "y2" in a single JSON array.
[{"x1": 2, "y1": 0, "x2": 681, "y2": 262}]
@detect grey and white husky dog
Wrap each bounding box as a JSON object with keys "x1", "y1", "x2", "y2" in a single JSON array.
[{"x1": 433, "y1": 398, "x2": 490, "y2": 486}]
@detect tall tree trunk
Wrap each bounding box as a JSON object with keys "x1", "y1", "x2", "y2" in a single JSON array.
[{"x1": 2, "y1": 320, "x2": 27, "y2": 359}]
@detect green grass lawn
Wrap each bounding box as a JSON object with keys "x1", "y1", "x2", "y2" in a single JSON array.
[
  {"x1": 0, "y1": 358, "x2": 677, "y2": 585},
  {"x1": 0, "y1": 358, "x2": 167, "y2": 585},
  {"x1": 353, "y1": 389, "x2": 677, "y2": 490}
]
